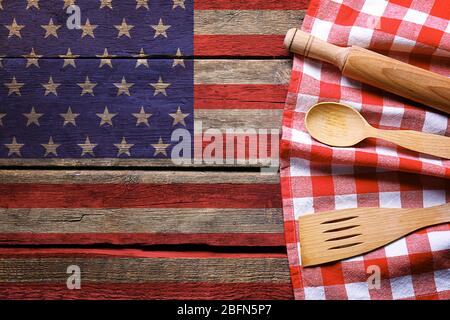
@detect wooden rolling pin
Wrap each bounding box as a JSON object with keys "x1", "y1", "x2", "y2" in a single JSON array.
[{"x1": 284, "y1": 28, "x2": 450, "y2": 114}]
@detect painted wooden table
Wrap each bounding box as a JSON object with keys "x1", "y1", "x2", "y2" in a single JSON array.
[{"x1": 0, "y1": 0, "x2": 307, "y2": 299}]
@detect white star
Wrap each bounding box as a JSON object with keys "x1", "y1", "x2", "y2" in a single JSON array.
[
  {"x1": 60, "y1": 107, "x2": 79, "y2": 126},
  {"x1": 169, "y1": 106, "x2": 189, "y2": 127},
  {"x1": 150, "y1": 76, "x2": 171, "y2": 96},
  {"x1": 5, "y1": 18, "x2": 25, "y2": 38},
  {"x1": 97, "y1": 48, "x2": 115, "y2": 68},
  {"x1": 78, "y1": 136, "x2": 97, "y2": 156},
  {"x1": 136, "y1": 0, "x2": 149, "y2": 9},
  {"x1": 41, "y1": 137, "x2": 60, "y2": 157},
  {"x1": 27, "y1": 0, "x2": 41, "y2": 10},
  {"x1": 41, "y1": 18, "x2": 61, "y2": 38},
  {"x1": 23, "y1": 48, "x2": 42, "y2": 68},
  {"x1": 151, "y1": 137, "x2": 170, "y2": 157},
  {"x1": 80, "y1": 18, "x2": 98, "y2": 38},
  {"x1": 78, "y1": 76, "x2": 97, "y2": 96},
  {"x1": 99, "y1": 0, "x2": 113, "y2": 9},
  {"x1": 132, "y1": 107, "x2": 152, "y2": 126},
  {"x1": 96, "y1": 106, "x2": 117, "y2": 126},
  {"x1": 60, "y1": 48, "x2": 79, "y2": 68},
  {"x1": 114, "y1": 77, "x2": 134, "y2": 96},
  {"x1": 5, "y1": 137, "x2": 24, "y2": 157},
  {"x1": 5, "y1": 77, "x2": 24, "y2": 96},
  {"x1": 172, "y1": 48, "x2": 185, "y2": 68},
  {"x1": 42, "y1": 76, "x2": 60, "y2": 96},
  {"x1": 114, "y1": 137, "x2": 134, "y2": 156},
  {"x1": 115, "y1": 18, "x2": 134, "y2": 38},
  {"x1": 172, "y1": 0, "x2": 185, "y2": 9},
  {"x1": 23, "y1": 106, "x2": 43, "y2": 126},
  {"x1": 151, "y1": 18, "x2": 170, "y2": 38},
  {"x1": 134, "y1": 48, "x2": 149, "y2": 68}
]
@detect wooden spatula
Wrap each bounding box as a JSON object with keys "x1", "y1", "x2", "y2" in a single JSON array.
[{"x1": 298, "y1": 203, "x2": 450, "y2": 267}]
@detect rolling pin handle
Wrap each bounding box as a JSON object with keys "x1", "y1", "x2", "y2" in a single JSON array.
[{"x1": 284, "y1": 28, "x2": 350, "y2": 70}]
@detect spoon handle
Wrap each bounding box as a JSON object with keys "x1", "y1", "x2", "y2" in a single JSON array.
[{"x1": 372, "y1": 129, "x2": 450, "y2": 159}]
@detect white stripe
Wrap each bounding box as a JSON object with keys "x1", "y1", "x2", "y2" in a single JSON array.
[
  {"x1": 385, "y1": 238, "x2": 408, "y2": 257},
  {"x1": 428, "y1": 231, "x2": 450, "y2": 252},
  {"x1": 423, "y1": 190, "x2": 446, "y2": 207},
  {"x1": 390, "y1": 275, "x2": 415, "y2": 299},
  {"x1": 345, "y1": 282, "x2": 371, "y2": 300},
  {"x1": 434, "y1": 269, "x2": 450, "y2": 292},
  {"x1": 304, "y1": 286, "x2": 326, "y2": 300},
  {"x1": 290, "y1": 158, "x2": 311, "y2": 177}
]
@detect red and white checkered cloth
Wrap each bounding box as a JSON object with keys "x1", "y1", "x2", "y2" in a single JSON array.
[{"x1": 281, "y1": 0, "x2": 450, "y2": 300}]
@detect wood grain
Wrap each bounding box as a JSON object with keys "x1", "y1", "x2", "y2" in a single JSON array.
[
  {"x1": 194, "y1": 10, "x2": 304, "y2": 35},
  {"x1": 0, "y1": 0, "x2": 301, "y2": 300},
  {"x1": 195, "y1": 0, "x2": 310, "y2": 10},
  {"x1": 0, "y1": 170, "x2": 284, "y2": 246},
  {"x1": 0, "y1": 249, "x2": 293, "y2": 299},
  {"x1": 0, "y1": 170, "x2": 279, "y2": 184},
  {"x1": 306, "y1": 102, "x2": 450, "y2": 159},
  {"x1": 0, "y1": 59, "x2": 290, "y2": 167},
  {"x1": 0, "y1": 3, "x2": 305, "y2": 57},
  {"x1": 286, "y1": 29, "x2": 450, "y2": 114},
  {"x1": 299, "y1": 203, "x2": 450, "y2": 266},
  {"x1": 194, "y1": 60, "x2": 292, "y2": 84}
]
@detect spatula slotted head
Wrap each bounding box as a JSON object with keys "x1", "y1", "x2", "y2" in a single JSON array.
[{"x1": 297, "y1": 206, "x2": 444, "y2": 267}]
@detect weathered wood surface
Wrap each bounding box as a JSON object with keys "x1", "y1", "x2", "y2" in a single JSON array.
[
  {"x1": 0, "y1": 0, "x2": 305, "y2": 300},
  {"x1": 0, "y1": 249, "x2": 293, "y2": 300},
  {"x1": 0, "y1": 1, "x2": 305, "y2": 57},
  {"x1": 0, "y1": 59, "x2": 289, "y2": 167},
  {"x1": 0, "y1": 170, "x2": 284, "y2": 246}
]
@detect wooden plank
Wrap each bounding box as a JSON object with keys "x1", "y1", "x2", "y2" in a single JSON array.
[
  {"x1": 194, "y1": 7, "x2": 305, "y2": 57},
  {"x1": 0, "y1": 170, "x2": 280, "y2": 184},
  {"x1": 194, "y1": 60, "x2": 292, "y2": 84},
  {"x1": 0, "y1": 2, "x2": 305, "y2": 57},
  {"x1": 196, "y1": 109, "x2": 282, "y2": 130},
  {"x1": 0, "y1": 170, "x2": 284, "y2": 246},
  {"x1": 194, "y1": 10, "x2": 304, "y2": 35},
  {"x1": 0, "y1": 249, "x2": 293, "y2": 299},
  {"x1": 0, "y1": 59, "x2": 291, "y2": 167},
  {"x1": 0, "y1": 0, "x2": 194, "y2": 57},
  {"x1": 0, "y1": 208, "x2": 283, "y2": 233},
  {"x1": 194, "y1": 0, "x2": 309, "y2": 10},
  {"x1": 194, "y1": 84, "x2": 289, "y2": 110}
]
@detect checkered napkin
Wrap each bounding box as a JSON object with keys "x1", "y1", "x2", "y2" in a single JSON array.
[{"x1": 281, "y1": 0, "x2": 450, "y2": 300}]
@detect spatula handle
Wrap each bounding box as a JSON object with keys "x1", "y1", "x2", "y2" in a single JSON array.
[
  {"x1": 372, "y1": 128, "x2": 450, "y2": 159},
  {"x1": 407, "y1": 203, "x2": 450, "y2": 230},
  {"x1": 284, "y1": 29, "x2": 450, "y2": 114}
]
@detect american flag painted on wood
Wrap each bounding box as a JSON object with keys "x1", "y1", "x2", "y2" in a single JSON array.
[
  {"x1": 0, "y1": 170, "x2": 284, "y2": 246},
  {"x1": 0, "y1": 170, "x2": 292, "y2": 299},
  {"x1": 0, "y1": 0, "x2": 306, "y2": 299},
  {"x1": 0, "y1": 0, "x2": 305, "y2": 166},
  {"x1": 0, "y1": 249, "x2": 293, "y2": 299}
]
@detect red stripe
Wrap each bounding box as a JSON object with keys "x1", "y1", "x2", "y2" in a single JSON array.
[
  {"x1": 0, "y1": 248, "x2": 287, "y2": 259},
  {"x1": 0, "y1": 232, "x2": 285, "y2": 247},
  {"x1": 0, "y1": 282, "x2": 294, "y2": 300},
  {"x1": 195, "y1": 84, "x2": 288, "y2": 109},
  {"x1": 195, "y1": 0, "x2": 309, "y2": 10},
  {"x1": 194, "y1": 35, "x2": 289, "y2": 57},
  {"x1": 0, "y1": 183, "x2": 281, "y2": 209}
]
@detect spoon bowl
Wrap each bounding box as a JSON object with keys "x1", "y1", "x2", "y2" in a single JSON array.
[{"x1": 305, "y1": 102, "x2": 370, "y2": 147}]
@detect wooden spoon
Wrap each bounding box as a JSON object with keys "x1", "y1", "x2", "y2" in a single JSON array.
[
  {"x1": 305, "y1": 102, "x2": 450, "y2": 159},
  {"x1": 299, "y1": 203, "x2": 450, "y2": 266}
]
